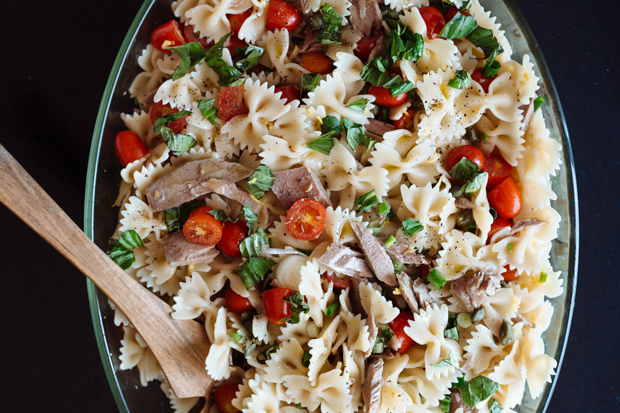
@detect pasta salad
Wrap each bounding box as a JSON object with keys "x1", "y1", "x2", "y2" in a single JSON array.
[{"x1": 108, "y1": 0, "x2": 564, "y2": 412}]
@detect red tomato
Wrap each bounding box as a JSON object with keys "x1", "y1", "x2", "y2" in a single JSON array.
[
  {"x1": 219, "y1": 84, "x2": 249, "y2": 122},
  {"x1": 225, "y1": 288, "x2": 254, "y2": 313},
  {"x1": 225, "y1": 35, "x2": 248, "y2": 56},
  {"x1": 114, "y1": 131, "x2": 149, "y2": 166},
  {"x1": 487, "y1": 217, "x2": 512, "y2": 243},
  {"x1": 219, "y1": 220, "x2": 248, "y2": 257},
  {"x1": 182, "y1": 24, "x2": 213, "y2": 48},
  {"x1": 247, "y1": 63, "x2": 267, "y2": 76},
  {"x1": 393, "y1": 109, "x2": 416, "y2": 130},
  {"x1": 443, "y1": 6, "x2": 472, "y2": 22},
  {"x1": 324, "y1": 272, "x2": 352, "y2": 289},
  {"x1": 262, "y1": 288, "x2": 294, "y2": 324},
  {"x1": 484, "y1": 153, "x2": 512, "y2": 189},
  {"x1": 274, "y1": 85, "x2": 301, "y2": 104},
  {"x1": 183, "y1": 206, "x2": 223, "y2": 246},
  {"x1": 286, "y1": 198, "x2": 327, "y2": 241},
  {"x1": 419, "y1": 7, "x2": 446, "y2": 39},
  {"x1": 228, "y1": 9, "x2": 253, "y2": 35},
  {"x1": 149, "y1": 101, "x2": 188, "y2": 134},
  {"x1": 389, "y1": 312, "x2": 416, "y2": 355},
  {"x1": 151, "y1": 20, "x2": 186, "y2": 51},
  {"x1": 446, "y1": 145, "x2": 485, "y2": 174},
  {"x1": 471, "y1": 68, "x2": 496, "y2": 93},
  {"x1": 354, "y1": 30, "x2": 383, "y2": 62},
  {"x1": 502, "y1": 265, "x2": 519, "y2": 282},
  {"x1": 214, "y1": 383, "x2": 241, "y2": 413},
  {"x1": 267, "y1": 0, "x2": 300, "y2": 32},
  {"x1": 487, "y1": 177, "x2": 522, "y2": 219},
  {"x1": 300, "y1": 53, "x2": 333, "y2": 74},
  {"x1": 368, "y1": 84, "x2": 408, "y2": 107}
]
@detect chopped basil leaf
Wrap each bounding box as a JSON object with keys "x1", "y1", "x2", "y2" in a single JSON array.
[
  {"x1": 402, "y1": 218, "x2": 424, "y2": 236},
  {"x1": 234, "y1": 45, "x2": 265, "y2": 72},
  {"x1": 428, "y1": 269, "x2": 446, "y2": 290},
  {"x1": 342, "y1": 118, "x2": 375, "y2": 152},
  {"x1": 539, "y1": 272, "x2": 548, "y2": 283},
  {"x1": 355, "y1": 189, "x2": 380, "y2": 213},
  {"x1": 452, "y1": 376, "x2": 467, "y2": 388},
  {"x1": 302, "y1": 73, "x2": 322, "y2": 93},
  {"x1": 169, "y1": 42, "x2": 207, "y2": 81},
  {"x1": 458, "y1": 376, "x2": 500, "y2": 408},
  {"x1": 238, "y1": 257, "x2": 277, "y2": 290},
  {"x1": 360, "y1": 57, "x2": 415, "y2": 98},
  {"x1": 117, "y1": 229, "x2": 145, "y2": 250},
  {"x1": 448, "y1": 69, "x2": 472, "y2": 90},
  {"x1": 324, "y1": 297, "x2": 341, "y2": 317},
  {"x1": 296, "y1": 248, "x2": 313, "y2": 256},
  {"x1": 207, "y1": 209, "x2": 230, "y2": 222},
  {"x1": 431, "y1": 356, "x2": 453, "y2": 367},
  {"x1": 316, "y1": 5, "x2": 343, "y2": 45},
  {"x1": 384, "y1": 235, "x2": 396, "y2": 248},
  {"x1": 152, "y1": 110, "x2": 192, "y2": 133},
  {"x1": 165, "y1": 207, "x2": 182, "y2": 233},
  {"x1": 283, "y1": 292, "x2": 310, "y2": 324},
  {"x1": 308, "y1": 135, "x2": 336, "y2": 155},
  {"x1": 245, "y1": 165, "x2": 275, "y2": 199},
  {"x1": 229, "y1": 331, "x2": 243, "y2": 343},
  {"x1": 488, "y1": 398, "x2": 502, "y2": 413},
  {"x1": 162, "y1": 130, "x2": 199, "y2": 155},
  {"x1": 389, "y1": 79, "x2": 415, "y2": 97},
  {"x1": 382, "y1": 325, "x2": 394, "y2": 341},
  {"x1": 466, "y1": 26, "x2": 504, "y2": 58},
  {"x1": 376, "y1": 201, "x2": 391, "y2": 215},
  {"x1": 392, "y1": 259, "x2": 403, "y2": 272},
  {"x1": 482, "y1": 46, "x2": 502, "y2": 78},
  {"x1": 347, "y1": 98, "x2": 369, "y2": 113},
  {"x1": 108, "y1": 230, "x2": 144, "y2": 270},
  {"x1": 449, "y1": 157, "x2": 486, "y2": 195},
  {"x1": 257, "y1": 345, "x2": 279, "y2": 364},
  {"x1": 444, "y1": 326, "x2": 458, "y2": 340},
  {"x1": 439, "y1": 395, "x2": 451, "y2": 413},
  {"x1": 295, "y1": 403, "x2": 304, "y2": 410},
  {"x1": 302, "y1": 350, "x2": 312, "y2": 367},
  {"x1": 383, "y1": 20, "x2": 424, "y2": 63},
  {"x1": 240, "y1": 227, "x2": 269, "y2": 258},
  {"x1": 197, "y1": 98, "x2": 218, "y2": 125},
  {"x1": 204, "y1": 33, "x2": 245, "y2": 87},
  {"x1": 321, "y1": 115, "x2": 344, "y2": 135},
  {"x1": 508, "y1": 243, "x2": 513, "y2": 253},
  {"x1": 242, "y1": 205, "x2": 259, "y2": 229},
  {"x1": 372, "y1": 336, "x2": 388, "y2": 353},
  {"x1": 462, "y1": 171, "x2": 487, "y2": 196},
  {"x1": 438, "y1": 12, "x2": 477, "y2": 39},
  {"x1": 534, "y1": 95, "x2": 547, "y2": 111}
]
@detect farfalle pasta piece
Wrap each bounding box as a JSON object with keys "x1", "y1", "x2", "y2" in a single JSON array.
[
  {"x1": 133, "y1": 234, "x2": 180, "y2": 295},
  {"x1": 155, "y1": 69, "x2": 205, "y2": 111},
  {"x1": 323, "y1": 206, "x2": 366, "y2": 245},
  {"x1": 259, "y1": 133, "x2": 324, "y2": 171},
  {"x1": 385, "y1": 0, "x2": 428, "y2": 12},
  {"x1": 171, "y1": 272, "x2": 224, "y2": 320},
  {"x1": 237, "y1": 3, "x2": 268, "y2": 43},
  {"x1": 476, "y1": 114, "x2": 526, "y2": 167},
  {"x1": 119, "y1": 326, "x2": 163, "y2": 386},
  {"x1": 205, "y1": 307, "x2": 234, "y2": 380},
  {"x1": 129, "y1": 44, "x2": 168, "y2": 100},
  {"x1": 121, "y1": 110, "x2": 153, "y2": 141},
  {"x1": 283, "y1": 368, "x2": 352, "y2": 413},
  {"x1": 359, "y1": 281, "x2": 399, "y2": 324},
  {"x1": 307, "y1": 314, "x2": 341, "y2": 385},
  {"x1": 470, "y1": 0, "x2": 513, "y2": 62},
  {"x1": 369, "y1": 139, "x2": 438, "y2": 189},
  {"x1": 160, "y1": 380, "x2": 200, "y2": 413},
  {"x1": 435, "y1": 229, "x2": 504, "y2": 280},
  {"x1": 184, "y1": 0, "x2": 252, "y2": 42},
  {"x1": 259, "y1": 29, "x2": 308, "y2": 84},
  {"x1": 462, "y1": 323, "x2": 507, "y2": 374},
  {"x1": 488, "y1": 341, "x2": 527, "y2": 409},
  {"x1": 500, "y1": 54, "x2": 540, "y2": 105},
  {"x1": 302, "y1": 0, "x2": 351, "y2": 17},
  {"x1": 332, "y1": 52, "x2": 365, "y2": 100},
  {"x1": 299, "y1": 258, "x2": 334, "y2": 327},
  {"x1": 522, "y1": 110, "x2": 562, "y2": 181},
  {"x1": 480, "y1": 287, "x2": 518, "y2": 334}
]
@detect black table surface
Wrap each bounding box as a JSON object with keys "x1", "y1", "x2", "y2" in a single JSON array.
[{"x1": 1, "y1": 0, "x2": 617, "y2": 411}]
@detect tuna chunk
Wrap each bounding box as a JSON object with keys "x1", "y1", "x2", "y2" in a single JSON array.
[
  {"x1": 364, "y1": 119, "x2": 395, "y2": 141},
  {"x1": 318, "y1": 244, "x2": 373, "y2": 278},
  {"x1": 412, "y1": 278, "x2": 442, "y2": 311},
  {"x1": 383, "y1": 239, "x2": 426, "y2": 265},
  {"x1": 455, "y1": 196, "x2": 476, "y2": 209},
  {"x1": 164, "y1": 231, "x2": 219, "y2": 267},
  {"x1": 271, "y1": 165, "x2": 332, "y2": 209},
  {"x1": 364, "y1": 313, "x2": 378, "y2": 358},
  {"x1": 510, "y1": 218, "x2": 547, "y2": 234},
  {"x1": 397, "y1": 272, "x2": 419, "y2": 314},
  {"x1": 351, "y1": 222, "x2": 397, "y2": 286},
  {"x1": 200, "y1": 178, "x2": 261, "y2": 211},
  {"x1": 145, "y1": 159, "x2": 253, "y2": 211},
  {"x1": 450, "y1": 267, "x2": 502, "y2": 312},
  {"x1": 349, "y1": 0, "x2": 383, "y2": 37},
  {"x1": 363, "y1": 358, "x2": 384, "y2": 413}
]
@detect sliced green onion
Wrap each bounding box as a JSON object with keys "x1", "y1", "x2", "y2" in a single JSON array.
[
  {"x1": 456, "y1": 313, "x2": 472, "y2": 329},
  {"x1": 306, "y1": 320, "x2": 319, "y2": 338},
  {"x1": 384, "y1": 235, "x2": 396, "y2": 248},
  {"x1": 539, "y1": 272, "x2": 548, "y2": 283},
  {"x1": 507, "y1": 243, "x2": 513, "y2": 253},
  {"x1": 427, "y1": 269, "x2": 447, "y2": 290},
  {"x1": 376, "y1": 201, "x2": 391, "y2": 215}
]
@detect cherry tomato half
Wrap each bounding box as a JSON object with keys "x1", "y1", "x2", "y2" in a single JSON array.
[
  {"x1": 300, "y1": 53, "x2": 333, "y2": 74},
  {"x1": 274, "y1": 85, "x2": 301, "y2": 104},
  {"x1": 369, "y1": 84, "x2": 408, "y2": 107},
  {"x1": 114, "y1": 131, "x2": 149, "y2": 166},
  {"x1": 219, "y1": 220, "x2": 248, "y2": 257},
  {"x1": 228, "y1": 9, "x2": 253, "y2": 35},
  {"x1": 389, "y1": 311, "x2": 416, "y2": 355},
  {"x1": 354, "y1": 30, "x2": 383, "y2": 62},
  {"x1": 446, "y1": 145, "x2": 485, "y2": 174},
  {"x1": 324, "y1": 272, "x2": 352, "y2": 289},
  {"x1": 419, "y1": 7, "x2": 446, "y2": 39},
  {"x1": 286, "y1": 198, "x2": 327, "y2": 241},
  {"x1": 182, "y1": 24, "x2": 213, "y2": 48},
  {"x1": 487, "y1": 217, "x2": 512, "y2": 244},
  {"x1": 471, "y1": 68, "x2": 496, "y2": 94},
  {"x1": 484, "y1": 153, "x2": 512, "y2": 189},
  {"x1": 225, "y1": 288, "x2": 254, "y2": 313},
  {"x1": 183, "y1": 206, "x2": 223, "y2": 246},
  {"x1": 393, "y1": 109, "x2": 416, "y2": 130},
  {"x1": 262, "y1": 287, "x2": 294, "y2": 324},
  {"x1": 149, "y1": 101, "x2": 189, "y2": 134},
  {"x1": 502, "y1": 265, "x2": 519, "y2": 282},
  {"x1": 214, "y1": 383, "x2": 241, "y2": 413},
  {"x1": 266, "y1": 0, "x2": 300, "y2": 32},
  {"x1": 487, "y1": 177, "x2": 522, "y2": 219},
  {"x1": 219, "y1": 84, "x2": 249, "y2": 122},
  {"x1": 151, "y1": 20, "x2": 186, "y2": 51},
  {"x1": 443, "y1": 6, "x2": 472, "y2": 23}
]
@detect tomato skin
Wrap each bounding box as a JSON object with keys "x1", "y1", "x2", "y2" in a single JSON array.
[
  {"x1": 446, "y1": 145, "x2": 485, "y2": 174},
  {"x1": 151, "y1": 20, "x2": 186, "y2": 51},
  {"x1": 419, "y1": 7, "x2": 446, "y2": 39},
  {"x1": 483, "y1": 153, "x2": 512, "y2": 189},
  {"x1": 183, "y1": 206, "x2": 223, "y2": 246},
  {"x1": 324, "y1": 272, "x2": 352, "y2": 289},
  {"x1": 471, "y1": 68, "x2": 496, "y2": 93},
  {"x1": 149, "y1": 101, "x2": 188, "y2": 134},
  {"x1": 502, "y1": 265, "x2": 519, "y2": 282},
  {"x1": 300, "y1": 53, "x2": 333, "y2": 74},
  {"x1": 226, "y1": 35, "x2": 248, "y2": 56},
  {"x1": 274, "y1": 85, "x2": 301, "y2": 104},
  {"x1": 487, "y1": 217, "x2": 512, "y2": 243},
  {"x1": 393, "y1": 109, "x2": 416, "y2": 130},
  {"x1": 267, "y1": 0, "x2": 300, "y2": 32},
  {"x1": 182, "y1": 24, "x2": 213, "y2": 48},
  {"x1": 354, "y1": 30, "x2": 383, "y2": 62},
  {"x1": 219, "y1": 220, "x2": 248, "y2": 257},
  {"x1": 114, "y1": 131, "x2": 149, "y2": 166},
  {"x1": 369, "y1": 85, "x2": 408, "y2": 107},
  {"x1": 286, "y1": 198, "x2": 328, "y2": 241},
  {"x1": 214, "y1": 383, "x2": 241, "y2": 413},
  {"x1": 219, "y1": 84, "x2": 249, "y2": 122},
  {"x1": 389, "y1": 312, "x2": 416, "y2": 355},
  {"x1": 228, "y1": 9, "x2": 253, "y2": 35},
  {"x1": 443, "y1": 6, "x2": 471, "y2": 22},
  {"x1": 225, "y1": 288, "x2": 254, "y2": 313},
  {"x1": 262, "y1": 288, "x2": 294, "y2": 324},
  {"x1": 487, "y1": 177, "x2": 522, "y2": 219}
]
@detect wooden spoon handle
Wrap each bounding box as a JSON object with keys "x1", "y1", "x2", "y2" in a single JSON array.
[{"x1": 0, "y1": 144, "x2": 212, "y2": 398}]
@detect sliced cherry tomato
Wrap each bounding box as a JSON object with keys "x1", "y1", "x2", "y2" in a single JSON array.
[
  {"x1": 443, "y1": 6, "x2": 472, "y2": 22},
  {"x1": 228, "y1": 9, "x2": 253, "y2": 35},
  {"x1": 214, "y1": 383, "x2": 241, "y2": 413},
  {"x1": 266, "y1": 0, "x2": 300, "y2": 32},
  {"x1": 286, "y1": 198, "x2": 327, "y2": 241},
  {"x1": 182, "y1": 24, "x2": 213, "y2": 48},
  {"x1": 484, "y1": 153, "x2": 512, "y2": 189},
  {"x1": 300, "y1": 53, "x2": 333, "y2": 74},
  {"x1": 393, "y1": 109, "x2": 416, "y2": 130},
  {"x1": 369, "y1": 84, "x2": 408, "y2": 107},
  {"x1": 502, "y1": 265, "x2": 519, "y2": 282},
  {"x1": 219, "y1": 84, "x2": 249, "y2": 122},
  {"x1": 149, "y1": 101, "x2": 189, "y2": 134},
  {"x1": 446, "y1": 145, "x2": 485, "y2": 174},
  {"x1": 419, "y1": 6, "x2": 446, "y2": 39},
  {"x1": 487, "y1": 217, "x2": 512, "y2": 244},
  {"x1": 225, "y1": 35, "x2": 248, "y2": 56},
  {"x1": 324, "y1": 272, "x2": 352, "y2": 289},
  {"x1": 183, "y1": 206, "x2": 223, "y2": 246},
  {"x1": 354, "y1": 30, "x2": 383, "y2": 62},
  {"x1": 471, "y1": 68, "x2": 496, "y2": 93},
  {"x1": 114, "y1": 131, "x2": 149, "y2": 166},
  {"x1": 262, "y1": 287, "x2": 294, "y2": 324},
  {"x1": 151, "y1": 20, "x2": 186, "y2": 51},
  {"x1": 389, "y1": 312, "x2": 416, "y2": 355},
  {"x1": 274, "y1": 85, "x2": 301, "y2": 104},
  {"x1": 225, "y1": 288, "x2": 254, "y2": 313},
  {"x1": 488, "y1": 177, "x2": 522, "y2": 219},
  {"x1": 219, "y1": 220, "x2": 248, "y2": 257}
]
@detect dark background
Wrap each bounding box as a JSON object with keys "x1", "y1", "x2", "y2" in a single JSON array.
[{"x1": 0, "y1": 0, "x2": 617, "y2": 411}]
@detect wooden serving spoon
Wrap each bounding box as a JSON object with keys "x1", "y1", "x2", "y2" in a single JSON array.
[{"x1": 0, "y1": 144, "x2": 214, "y2": 399}]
